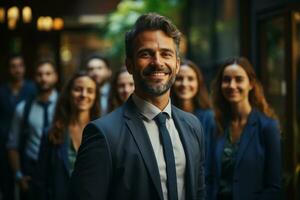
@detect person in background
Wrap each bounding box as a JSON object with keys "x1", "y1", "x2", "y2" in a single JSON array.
[
  {"x1": 35, "y1": 71, "x2": 100, "y2": 200},
  {"x1": 0, "y1": 54, "x2": 36, "y2": 200},
  {"x1": 108, "y1": 67, "x2": 134, "y2": 112},
  {"x1": 69, "y1": 13, "x2": 205, "y2": 200},
  {"x1": 7, "y1": 59, "x2": 58, "y2": 200},
  {"x1": 171, "y1": 59, "x2": 215, "y2": 186},
  {"x1": 85, "y1": 54, "x2": 112, "y2": 116},
  {"x1": 209, "y1": 56, "x2": 281, "y2": 200}
]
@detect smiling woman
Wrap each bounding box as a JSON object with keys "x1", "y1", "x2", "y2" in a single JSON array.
[
  {"x1": 171, "y1": 59, "x2": 215, "y2": 192},
  {"x1": 34, "y1": 71, "x2": 100, "y2": 200},
  {"x1": 208, "y1": 56, "x2": 281, "y2": 200}
]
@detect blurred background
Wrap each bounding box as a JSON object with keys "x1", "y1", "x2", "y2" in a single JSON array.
[{"x1": 0, "y1": 0, "x2": 300, "y2": 199}]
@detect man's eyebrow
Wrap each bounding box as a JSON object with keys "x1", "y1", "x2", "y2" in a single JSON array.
[
  {"x1": 136, "y1": 47, "x2": 175, "y2": 55},
  {"x1": 160, "y1": 48, "x2": 175, "y2": 54},
  {"x1": 160, "y1": 48, "x2": 174, "y2": 52},
  {"x1": 137, "y1": 48, "x2": 153, "y2": 53}
]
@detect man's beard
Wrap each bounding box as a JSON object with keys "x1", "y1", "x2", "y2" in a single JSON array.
[
  {"x1": 134, "y1": 65, "x2": 176, "y2": 97},
  {"x1": 37, "y1": 84, "x2": 55, "y2": 93}
]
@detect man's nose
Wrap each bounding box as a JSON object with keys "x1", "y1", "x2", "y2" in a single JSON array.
[{"x1": 151, "y1": 53, "x2": 163, "y2": 66}]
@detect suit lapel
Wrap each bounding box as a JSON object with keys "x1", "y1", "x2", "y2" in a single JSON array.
[
  {"x1": 57, "y1": 129, "x2": 72, "y2": 174},
  {"x1": 235, "y1": 110, "x2": 257, "y2": 168},
  {"x1": 171, "y1": 107, "x2": 194, "y2": 199},
  {"x1": 215, "y1": 135, "x2": 226, "y2": 178},
  {"x1": 123, "y1": 98, "x2": 164, "y2": 200},
  {"x1": 58, "y1": 134, "x2": 69, "y2": 175}
]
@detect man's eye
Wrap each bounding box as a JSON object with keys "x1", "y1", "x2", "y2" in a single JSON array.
[
  {"x1": 161, "y1": 52, "x2": 173, "y2": 58},
  {"x1": 139, "y1": 52, "x2": 151, "y2": 58}
]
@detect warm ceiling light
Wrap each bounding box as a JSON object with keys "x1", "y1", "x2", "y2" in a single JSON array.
[
  {"x1": 44, "y1": 16, "x2": 53, "y2": 31},
  {"x1": 8, "y1": 19, "x2": 17, "y2": 30},
  {"x1": 53, "y1": 17, "x2": 64, "y2": 30},
  {"x1": 7, "y1": 6, "x2": 19, "y2": 21},
  {"x1": 22, "y1": 6, "x2": 32, "y2": 23},
  {"x1": 37, "y1": 16, "x2": 54, "y2": 31},
  {"x1": 0, "y1": 7, "x2": 5, "y2": 23}
]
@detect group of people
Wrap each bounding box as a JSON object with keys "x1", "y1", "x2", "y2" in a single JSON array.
[
  {"x1": 0, "y1": 54, "x2": 134, "y2": 200},
  {"x1": 0, "y1": 12, "x2": 281, "y2": 200}
]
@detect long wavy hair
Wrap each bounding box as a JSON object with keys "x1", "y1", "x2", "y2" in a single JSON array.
[
  {"x1": 108, "y1": 67, "x2": 133, "y2": 112},
  {"x1": 171, "y1": 59, "x2": 211, "y2": 111},
  {"x1": 211, "y1": 56, "x2": 277, "y2": 134},
  {"x1": 48, "y1": 71, "x2": 100, "y2": 145}
]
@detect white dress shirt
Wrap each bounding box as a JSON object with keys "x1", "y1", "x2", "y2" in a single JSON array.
[{"x1": 132, "y1": 94, "x2": 186, "y2": 200}]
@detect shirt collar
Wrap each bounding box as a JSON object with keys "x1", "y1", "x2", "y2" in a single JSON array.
[
  {"x1": 37, "y1": 89, "x2": 58, "y2": 104},
  {"x1": 132, "y1": 93, "x2": 172, "y2": 121},
  {"x1": 100, "y1": 82, "x2": 110, "y2": 95},
  {"x1": 48, "y1": 90, "x2": 58, "y2": 104}
]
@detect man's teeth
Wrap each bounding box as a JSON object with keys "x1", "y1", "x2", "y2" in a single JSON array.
[{"x1": 151, "y1": 72, "x2": 165, "y2": 76}]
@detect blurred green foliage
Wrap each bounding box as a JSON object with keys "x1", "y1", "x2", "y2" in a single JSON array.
[{"x1": 104, "y1": 0, "x2": 185, "y2": 68}]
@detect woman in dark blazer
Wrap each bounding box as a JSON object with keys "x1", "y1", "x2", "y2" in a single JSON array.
[
  {"x1": 171, "y1": 59, "x2": 215, "y2": 182},
  {"x1": 209, "y1": 57, "x2": 281, "y2": 200},
  {"x1": 35, "y1": 71, "x2": 100, "y2": 200}
]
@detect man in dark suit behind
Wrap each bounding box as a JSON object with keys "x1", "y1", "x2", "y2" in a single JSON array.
[{"x1": 69, "y1": 13, "x2": 205, "y2": 200}]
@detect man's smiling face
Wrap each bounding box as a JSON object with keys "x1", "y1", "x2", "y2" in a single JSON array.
[{"x1": 126, "y1": 30, "x2": 180, "y2": 97}]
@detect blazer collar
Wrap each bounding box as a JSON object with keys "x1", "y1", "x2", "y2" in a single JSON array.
[
  {"x1": 124, "y1": 98, "x2": 198, "y2": 199},
  {"x1": 57, "y1": 130, "x2": 72, "y2": 176},
  {"x1": 235, "y1": 109, "x2": 258, "y2": 168},
  {"x1": 123, "y1": 97, "x2": 164, "y2": 200},
  {"x1": 59, "y1": 136, "x2": 69, "y2": 175},
  {"x1": 215, "y1": 109, "x2": 258, "y2": 175}
]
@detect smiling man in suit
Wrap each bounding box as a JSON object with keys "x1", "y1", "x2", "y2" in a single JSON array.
[{"x1": 69, "y1": 13, "x2": 205, "y2": 200}]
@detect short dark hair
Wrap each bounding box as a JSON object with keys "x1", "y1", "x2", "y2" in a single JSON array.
[
  {"x1": 34, "y1": 59, "x2": 57, "y2": 73},
  {"x1": 85, "y1": 54, "x2": 110, "y2": 69},
  {"x1": 8, "y1": 53, "x2": 24, "y2": 65},
  {"x1": 125, "y1": 13, "x2": 181, "y2": 59}
]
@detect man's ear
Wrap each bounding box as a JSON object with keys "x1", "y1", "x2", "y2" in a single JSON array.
[{"x1": 125, "y1": 58, "x2": 133, "y2": 75}]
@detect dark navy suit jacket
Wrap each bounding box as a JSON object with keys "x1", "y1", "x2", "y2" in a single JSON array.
[
  {"x1": 69, "y1": 97, "x2": 205, "y2": 200},
  {"x1": 209, "y1": 109, "x2": 282, "y2": 200},
  {"x1": 35, "y1": 134, "x2": 70, "y2": 200}
]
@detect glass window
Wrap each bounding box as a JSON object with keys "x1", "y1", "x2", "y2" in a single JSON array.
[
  {"x1": 187, "y1": 0, "x2": 240, "y2": 85},
  {"x1": 259, "y1": 16, "x2": 286, "y2": 129}
]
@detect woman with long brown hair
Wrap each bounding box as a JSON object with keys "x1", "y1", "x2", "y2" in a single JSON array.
[
  {"x1": 35, "y1": 71, "x2": 100, "y2": 200},
  {"x1": 209, "y1": 57, "x2": 281, "y2": 200},
  {"x1": 171, "y1": 59, "x2": 215, "y2": 182}
]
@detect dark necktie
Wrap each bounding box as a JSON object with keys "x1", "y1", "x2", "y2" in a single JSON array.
[
  {"x1": 38, "y1": 101, "x2": 50, "y2": 135},
  {"x1": 154, "y1": 112, "x2": 178, "y2": 200}
]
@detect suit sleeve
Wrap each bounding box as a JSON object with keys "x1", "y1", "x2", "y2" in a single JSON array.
[
  {"x1": 202, "y1": 111, "x2": 216, "y2": 197},
  {"x1": 69, "y1": 123, "x2": 113, "y2": 200},
  {"x1": 193, "y1": 117, "x2": 206, "y2": 200},
  {"x1": 259, "y1": 120, "x2": 282, "y2": 200}
]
